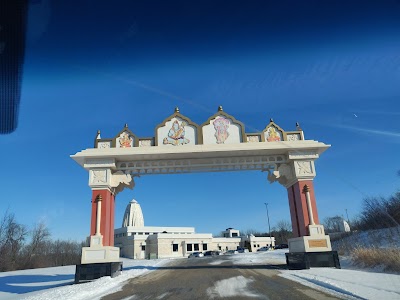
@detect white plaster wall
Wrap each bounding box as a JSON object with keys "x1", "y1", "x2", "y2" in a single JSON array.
[
  {"x1": 244, "y1": 236, "x2": 275, "y2": 252},
  {"x1": 157, "y1": 117, "x2": 197, "y2": 145},
  {"x1": 202, "y1": 116, "x2": 242, "y2": 144},
  {"x1": 211, "y1": 237, "x2": 241, "y2": 251}
]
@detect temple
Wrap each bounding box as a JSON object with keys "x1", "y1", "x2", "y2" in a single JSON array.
[{"x1": 115, "y1": 199, "x2": 274, "y2": 259}]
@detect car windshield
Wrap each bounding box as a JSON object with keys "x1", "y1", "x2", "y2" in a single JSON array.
[{"x1": 1, "y1": 3, "x2": 399, "y2": 296}]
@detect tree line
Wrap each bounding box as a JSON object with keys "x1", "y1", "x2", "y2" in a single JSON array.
[
  {"x1": 0, "y1": 210, "x2": 85, "y2": 272},
  {"x1": 352, "y1": 190, "x2": 400, "y2": 230},
  {"x1": 323, "y1": 190, "x2": 400, "y2": 233},
  {"x1": 240, "y1": 220, "x2": 293, "y2": 245}
]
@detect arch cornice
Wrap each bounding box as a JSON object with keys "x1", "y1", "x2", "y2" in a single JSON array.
[{"x1": 73, "y1": 141, "x2": 328, "y2": 191}]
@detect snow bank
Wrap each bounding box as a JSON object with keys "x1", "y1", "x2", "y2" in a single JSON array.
[
  {"x1": 0, "y1": 258, "x2": 169, "y2": 300},
  {"x1": 225, "y1": 249, "x2": 287, "y2": 265},
  {"x1": 280, "y1": 268, "x2": 400, "y2": 300},
  {"x1": 225, "y1": 250, "x2": 400, "y2": 300},
  {"x1": 1, "y1": 251, "x2": 400, "y2": 300}
]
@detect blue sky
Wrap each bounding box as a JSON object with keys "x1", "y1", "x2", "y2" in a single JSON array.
[{"x1": 1, "y1": 0, "x2": 399, "y2": 241}]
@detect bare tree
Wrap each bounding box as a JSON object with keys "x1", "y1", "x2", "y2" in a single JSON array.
[
  {"x1": 22, "y1": 222, "x2": 50, "y2": 268},
  {"x1": 323, "y1": 216, "x2": 343, "y2": 233},
  {"x1": 271, "y1": 220, "x2": 292, "y2": 244},
  {"x1": 240, "y1": 229, "x2": 265, "y2": 237},
  {"x1": 0, "y1": 211, "x2": 28, "y2": 271},
  {"x1": 275, "y1": 220, "x2": 292, "y2": 232}
]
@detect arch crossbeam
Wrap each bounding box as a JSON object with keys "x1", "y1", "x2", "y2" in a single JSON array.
[{"x1": 72, "y1": 140, "x2": 328, "y2": 177}]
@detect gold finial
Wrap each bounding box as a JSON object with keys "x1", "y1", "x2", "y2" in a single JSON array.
[
  {"x1": 270, "y1": 118, "x2": 274, "y2": 123},
  {"x1": 175, "y1": 107, "x2": 180, "y2": 113},
  {"x1": 124, "y1": 123, "x2": 128, "y2": 128},
  {"x1": 303, "y1": 185, "x2": 310, "y2": 193},
  {"x1": 218, "y1": 105, "x2": 223, "y2": 111}
]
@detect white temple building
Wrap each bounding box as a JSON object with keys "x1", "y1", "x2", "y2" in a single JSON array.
[{"x1": 114, "y1": 199, "x2": 275, "y2": 259}]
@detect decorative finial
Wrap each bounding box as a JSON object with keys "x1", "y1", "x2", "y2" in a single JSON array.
[
  {"x1": 96, "y1": 130, "x2": 101, "y2": 139},
  {"x1": 218, "y1": 105, "x2": 223, "y2": 111},
  {"x1": 303, "y1": 185, "x2": 310, "y2": 193},
  {"x1": 124, "y1": 123, "x2": 128, "y2": 128},
  {"x1": 175, "y1": 107, "x2": 180, "y2": 113},
  {"x1": 270, "y1": 118, "x2": 274, "y2": 123},
  {"x1": 296, "y1": 122, "x2": 302, "y2": 130}
]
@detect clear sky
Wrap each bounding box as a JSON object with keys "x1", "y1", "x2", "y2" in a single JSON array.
[{"x1": 1, "y1": 0, "x2": 399, "y2": 242}]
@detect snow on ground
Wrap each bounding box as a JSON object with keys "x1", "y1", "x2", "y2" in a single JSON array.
[
  {"x1": 331, "y1": 226, "x2": 400, "y2": 250},
  {"x1": 280, "y1": 267, "x2": 400, "y2": 300},
  {"x1": 206, "y1": 276, "x2": 260, "y2": 299},
  {"x1": 1, "y1": 251, "x2": 400, "y2": 300},
  {"x1": 224, "y1": 250, "x2": 400, "y2": 300},
  {"x1": 226, "y1": 250, "x2": 286, "y2": 266},
  {"x1": 0, "y1": 258, "x2": 169, "y2": 300}
]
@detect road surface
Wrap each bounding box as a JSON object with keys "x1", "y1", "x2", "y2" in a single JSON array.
[{"x1": 102, "y1": 255, "x2": 342, "y2": 300}]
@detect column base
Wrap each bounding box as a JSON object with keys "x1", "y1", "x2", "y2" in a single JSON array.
[
  {"x1": 285, "y1": 251, "x2": 341, "y2": 270},
  {"x1": 288, "y1": 235, "x2": 332, "y2": 253},
  {"x1": 81, "y1": 246, "x2": 120, "y2": 264},
  {"x1": 75, "y1": 262, "x2": 123, "y2": 284}
]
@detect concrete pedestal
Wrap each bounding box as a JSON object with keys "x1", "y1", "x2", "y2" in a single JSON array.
[
  {"x1": 81, "y1": 246, "x2": 120, "y2": 264},
  {"x1": 288, "y1": 235, "x2": 332, "y2": 253},
  {"x1": 285, "y1": 251, "x2": 341, "y2": 270},
  {"x1": 75, "y1": 262, "x2": 123, "y2": 283}
]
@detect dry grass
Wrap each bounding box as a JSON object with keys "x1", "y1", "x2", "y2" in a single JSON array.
[{"x1": 351, "y1": 247, "x2": 400, "y2": 272}]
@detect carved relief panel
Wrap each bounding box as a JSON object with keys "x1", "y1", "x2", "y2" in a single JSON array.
[
  {"x1": 294, "y1": 160, "x2": 316, "y2": 177},
  {"x1": 90, "y1": 169, "x2": 108, "y2": 185}
]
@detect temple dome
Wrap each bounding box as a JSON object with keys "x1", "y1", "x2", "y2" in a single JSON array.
[{"x1": 122, "y1": 198, "x2": 144, "y2": 227}]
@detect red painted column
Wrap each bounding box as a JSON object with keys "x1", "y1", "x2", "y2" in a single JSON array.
[
  {"x1": 286, "y1": 180, "x2": 320, "y2": 237},
  {"x1": 287, "y1": 185, "x2": 300, "y2": 237},
  {"x1": 90, "y1": 189, "x2": 116, "y2": 246}
]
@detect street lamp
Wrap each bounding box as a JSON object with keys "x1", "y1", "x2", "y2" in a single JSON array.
[{"x1": 264, "y1": 203, "x2": 272, "y2": 247}]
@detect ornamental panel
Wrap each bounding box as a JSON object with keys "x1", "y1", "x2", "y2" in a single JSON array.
[{"x1": 157, "y1": 117, "x2": 197, "y2": 146}]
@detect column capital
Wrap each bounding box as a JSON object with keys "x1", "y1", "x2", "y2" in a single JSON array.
[
  {"x1": 267, "y1": 160, "x2": 316, "y2": 188},
  {"x1": 303, "y1": 184, "x2": 311, "y2": 193},
  {"x1": 89, "y1": 169, "x2": 135, "y2": 195}
]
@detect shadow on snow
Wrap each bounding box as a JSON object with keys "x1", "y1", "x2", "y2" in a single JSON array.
[{"x1": 0, "y1": 274, "x2": 74, "y2": 294}]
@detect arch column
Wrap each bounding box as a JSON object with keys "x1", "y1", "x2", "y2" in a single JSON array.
[
  {"x1": 80, "y1": 164, "x2": 134, "y2": 264},
  {"x1": 268, "y1": 156, "x2": 332, "y2": 253},
  {"x1": 287, "y1": 180, "x2": 320, "y2": 238},
  {"x1": 90, "y1": 189, "x2": 115, "y2": 246}
]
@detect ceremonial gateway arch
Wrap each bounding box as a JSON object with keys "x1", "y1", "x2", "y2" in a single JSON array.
[{"x1": 72, "y1": 106, "x2": 339, "y2": 280}]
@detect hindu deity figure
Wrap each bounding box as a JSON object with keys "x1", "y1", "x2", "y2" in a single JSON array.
[
  {"x1": 163, "y1": 120, "x2": 190, "y2": 146},
  {"x1": 213, "y1": 117, "x2": 230, "y2": 144},
  {"x1": 119, "y1": 131, "x2": 133, "y2": 147},
  {"x1": 266, "y1": 127, "x2": 281, "y2": 142}
]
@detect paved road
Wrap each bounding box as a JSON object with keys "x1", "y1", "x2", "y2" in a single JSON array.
[{"x1": 102, "y1": 255, "x2": 342, "y2": 300}]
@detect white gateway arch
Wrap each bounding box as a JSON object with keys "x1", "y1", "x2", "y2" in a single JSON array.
[{"x1": 71, "y1": 106, "x2": 339, "y2": 275}]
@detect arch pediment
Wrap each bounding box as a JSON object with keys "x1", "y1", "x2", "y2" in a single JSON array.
[
  {"x1": 92, "y1": 107, "x2": 305, "y2": 149},
  {"x1": 262, "y1": 120, "x2": 286, "y2": 142},
  {"x1": 200, "y1": 107, "x2": 246, "y2": 145},
  {"x1": 154, "y1": 107, "x2": 200, "y2": 146},
  {"x1": 113, "y1": 125, "x2": 138, "y2": 148}
]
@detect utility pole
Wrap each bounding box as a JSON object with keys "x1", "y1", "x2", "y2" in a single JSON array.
[{"x1": 264, "y1": 203, "x2": 272, "y2": 247}]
